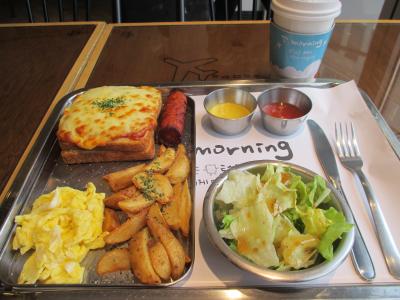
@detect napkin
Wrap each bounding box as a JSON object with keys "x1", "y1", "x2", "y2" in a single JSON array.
[{"x1": 183, "y1": 80, "x2": 400, "y2": 287}]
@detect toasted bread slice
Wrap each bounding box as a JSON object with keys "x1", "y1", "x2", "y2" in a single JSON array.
[
  {"x1": 59, "y1": 130, "x2": 154, "y2": 152},
  {"x1": 61, "y1": 139, "x2": 155, "y2": 164}
]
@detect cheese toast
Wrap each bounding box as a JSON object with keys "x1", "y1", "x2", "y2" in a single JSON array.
[{"x1": 57, "y1": 86, "x2": 161, "y2": 163}]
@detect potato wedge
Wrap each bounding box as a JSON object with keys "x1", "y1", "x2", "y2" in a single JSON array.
[
  {"x1": 147, "y1": 217, "x2": 185, "y2": 279},
  {"x1": 103, "y1": 164, "x2": 145, "y2": 192},
  {"x1": 179, "y1": 179, "x2": 192, "y2": 237},
  {"x1": 185, "y1": 253, "x2": 191, "y2": 264},
  {"x1": 96, "y1": 248, "x2": 130, "y2": 276},
  {"x1": 104, "y1": 208, "x2": 148, "y2": 244},
  {"x1": 148, "y1": 241, "x2": 171, "y2": 280},
  {"x1": 104, "y1": 185, "x2": 138, "y2": 209},
  {"x1": 102, "y1": 208, "x2": 120, "y2": 232},
  {"x1": 147, "y1": 203, "x2": 168, "y2": 228},
  {"x1": 158, "y1": 145, "x2": 167, "y2": 156},
  {"x1": 166, "y1": 144, "x2": 190, "y2": 184},
  {"x1": 145, "y1": 147, "x2": 176, "y2": 173},
  {"x1": 129, "y1": 228, "x2": 161, "y2": 284},
  {"x1": 118, "y1": 193, "x2": 154, "y2": 214},
  {"x1": 132, "y1": 172, "x2": 173, "y2": 204},
  {"x1": 162, "y1": 182, "x2": 182, "y2": 230}
]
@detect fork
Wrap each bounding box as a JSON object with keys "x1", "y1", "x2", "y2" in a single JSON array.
[{"x1": 335, "y1": 122, "x2": 400, "y2": 279}]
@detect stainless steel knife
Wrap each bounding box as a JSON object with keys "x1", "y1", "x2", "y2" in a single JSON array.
[{"x1": 307, "y1": 119, "x2": 375, "y2": 281}]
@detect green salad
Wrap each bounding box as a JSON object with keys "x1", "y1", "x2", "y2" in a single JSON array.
[{"x1": 215, "y1": 164, "x2": 353, "y2": 271}]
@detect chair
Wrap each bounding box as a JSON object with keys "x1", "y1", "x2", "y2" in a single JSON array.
[
  {"x1": 208, "y1": 0, "x2": 271, "y2": 21},
  {"x1": 20, "y1": 0, "x2": 271, "y2": 23},
  {"x1": 113, "y1": 0, "x2": 271, "y2": 23},
  {"x1": 24, "y1": 0, "x2": 91, "y2": 22}
]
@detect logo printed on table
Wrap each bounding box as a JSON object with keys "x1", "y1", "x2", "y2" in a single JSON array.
[{"x1": 164, "y1": 57, "x2": 218, "y2": 81}]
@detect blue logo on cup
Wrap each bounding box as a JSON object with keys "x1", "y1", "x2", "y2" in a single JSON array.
[{"x1": 270, "y1": 23, "x2": 333, "y2": 78}]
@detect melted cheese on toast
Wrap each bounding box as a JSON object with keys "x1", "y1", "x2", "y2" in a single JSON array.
[{"x1": 57, "y1": 86, "x2": 161, "y2": 150}]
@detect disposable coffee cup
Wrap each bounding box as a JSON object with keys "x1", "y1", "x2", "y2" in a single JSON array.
[{"x1": 270, "y1": 0, "x2": 341, "y2": 79}]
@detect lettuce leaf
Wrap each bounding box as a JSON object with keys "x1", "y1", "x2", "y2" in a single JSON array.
[
  {"x1": 273, "y1": 214, "x2": 298, "y2": 246},
  {"x1": 261, "y1": 164, "x2": 275, "y2": 183},
  {"x1": 282, "y1": 208, "x2": 305, "y2": 233},
  {"x1": 218, "y1": 214, "x2": 236, "y2": 239},
  {"x1": 288, "y1": 173, "x2": 302, "y2": 190},
  {"x1": 295, "y1": 180, "x2": 307, "y2": 206},
  {"x1": 298, "y1": 175, "x2": 331, "y2": 208},
  {"x1": 258, "y1": 182, "x2": 296, "y2": 216},
  {"x1": 216, "y1": 170, "x2": 259, "y2": 208},
  {"x1": 258, "y1": 166, "x2": 296, "y2": 216},
  {"x1": 318, "y1": 207, "x2": 353, "y2": 260},
  {"x1": 234, "y1": 201, "x2": 279, "y2": 268},
  {"x1": 278, "y1": 231, "x2": 319, "y2": 270},
  {"x1": 221, "y1": 214, "x2": 235, "y2": 229},
  {"x1": 313, "y1": 176, "x2": 331, "y2": 207},
  {"x1": 300, "y1": 207, "x2": 330, "y2": 238},
  {"x1": 228, "y1": 240, "x2": 237, "y2": 252}
]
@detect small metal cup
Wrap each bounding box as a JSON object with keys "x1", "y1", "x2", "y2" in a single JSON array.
[
  {"x1": 257, "y1": 87, "x2": 312, "y2": 135},
  {"x1": 204, "y1": 88, "x2": 257, "y2": 135}
]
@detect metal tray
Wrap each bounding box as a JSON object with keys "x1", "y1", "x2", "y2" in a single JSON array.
[
  {"x1": 0, "y1": 87, "x2": 196, "y2": 291},
  {"x1": 0, "y1": 79, "x2": 399, "y2": 298}
]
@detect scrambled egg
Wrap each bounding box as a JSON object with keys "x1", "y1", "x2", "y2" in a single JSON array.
[{"x1": 13, "y1": 183, "x2": 105, "y2": 284}]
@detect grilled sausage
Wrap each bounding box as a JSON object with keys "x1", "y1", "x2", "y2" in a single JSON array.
[{"x1": 158, "y1": 90, "x2": 187, "y2": 147}]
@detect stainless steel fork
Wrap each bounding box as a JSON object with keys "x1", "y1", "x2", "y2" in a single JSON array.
[{"x1": 335, "y1": 122, "x2": 400, "y2": 279}]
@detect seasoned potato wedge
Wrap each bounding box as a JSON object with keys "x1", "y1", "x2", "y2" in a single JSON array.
[
  {"x1": 132, "y1": 172, "x2": 173, "y2": 204},
  {"x1": 129, "y1": 228, "x2": 161, "y2": 284},
  {"x1": 145, "y1": 147, "x2": 176, "y2": 173},
  {"x1": 166, "y1": 144, "x2": 190, "y2": 184},
  {"x1": 162, "y1": 182, "x2": 182, "y2": 230},
  {"x1": 104, "y1": 185, "x2": 138, "y2": 209},
  {"x1": 118, "y1": 193, "x2": 154, "y2": 214},
  {"x1": 147, "y1": 217, "x2": 185, "y2": 279},
  {"x1": 147, "y1": 203, "x2": 168, "y2": 228},
  {"x1": 104, "y1": 209, "x2": 148, "y2": 244},
  {"x1": 96, "y1": 248, "x2": 130, "y2": 276},
  {"x1": 103, "y1": 164, "x2": 145, "y2": 192},
  {"x1": 148, "y1": 241, "x2": 171, "y2": 280},
  {"x1": 179, "y1": 179, "x2": 192, "y2": 237},
  {"x1": 158, "y1": 145, "x2": 167, "y2": 156},
  {"x1": 102, "y1": 208, "x2": 121, "y2": 232}
]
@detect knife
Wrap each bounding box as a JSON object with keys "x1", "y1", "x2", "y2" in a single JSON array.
[{"x1": 307, "y1": 119, "x2": 375, "y2": 281}]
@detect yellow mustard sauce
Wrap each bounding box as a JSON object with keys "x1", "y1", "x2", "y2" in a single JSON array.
[{"x1": 209, "y1": 102, "x2": 250, "y2": 119}]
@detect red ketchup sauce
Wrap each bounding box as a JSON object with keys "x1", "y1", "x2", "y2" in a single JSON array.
[{"x1": 262, "y1": 102, "x2": 304, "y2": 119}]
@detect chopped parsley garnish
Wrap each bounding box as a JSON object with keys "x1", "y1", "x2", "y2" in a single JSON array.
[
  {"x1": 138, "y1": 173, "x2": 164, "y2": 201},
  {"x1": 151, "y1": 160, "x2": 161, "y2": 170},
  {"x1": 144, "y1": 170, "x2": 154, "y2": 176},
  {"x1": 93, "y1": 97, "x2": 126, "y2": 111}
]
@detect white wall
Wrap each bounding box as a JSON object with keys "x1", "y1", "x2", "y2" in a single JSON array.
[
  {"x1": 242, "y1": 0, "x2": 386, "y2": 19},
  {"x1": 338, "y1": 0, "x2": 385, "y2": 19}
]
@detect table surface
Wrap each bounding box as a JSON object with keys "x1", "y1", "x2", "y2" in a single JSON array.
[
  {"x1": 0, "y1": 22, "x2": 105, "y2": 201},
  {"x1": 77, "y1": 21, "x2": 400, "y2": 142},
  {"x1": 1, "y1": 20, "x2": 400, "y2": 299},
  {"x1": 78, "y1": 21, "x2": 400, "y2": 113}
]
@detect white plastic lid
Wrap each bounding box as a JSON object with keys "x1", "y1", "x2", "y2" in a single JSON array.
[{"x1": 271, "y1": 0, "x2": 342, "y2": 22}]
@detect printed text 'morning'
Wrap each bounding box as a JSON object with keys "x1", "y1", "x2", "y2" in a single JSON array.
[{"x1": 196, "y1": 141, "x2": 293, "y2": 161}]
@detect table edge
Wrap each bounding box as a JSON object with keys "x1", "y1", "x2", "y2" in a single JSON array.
[
  {"x1": 101, "y1": 20, "x2": 400, "y2": 27},
  {"x1": 0, "y1": 22, "x2": 104, "y2": 27}
]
